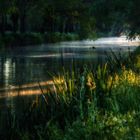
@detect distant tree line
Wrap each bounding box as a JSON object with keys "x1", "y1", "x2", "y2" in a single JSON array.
[{"x1": 0, "y1": 0, "x2": 139, "y2": 38}]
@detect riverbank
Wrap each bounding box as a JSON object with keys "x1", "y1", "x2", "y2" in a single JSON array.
[
  {"x1": 0, "y1": 32, "x2": 94, "y2": 47},
  {"x1": 0, "y1": 46, "x2": 140, "y2": 139},
  {"x1": 0, "y1": 32, "x2": 78, "y2": 47}
]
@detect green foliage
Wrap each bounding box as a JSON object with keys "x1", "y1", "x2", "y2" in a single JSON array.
[
  {"x1": 126, "y1": 0, "x2": 140, "y2": 37},
  {"x1": 0, "y1": 32, "x2": 80, "y2": 47},
  {"x1": 1, "y1": 0, "x2": 139, "y2": 42},
  {"x1": 62, "y1": 111, "x2": 138, "y2": 140},
  {"x1": 63, "y1": 33, "x2": 79, "y2": 41},
  {"x1": 1, "y1": 32, "x2": 43, "y2": 46},
  {"x1": 21, "y1": 33, "x2": 43, "y2": 45},
  {"x1": 44, "y1": 32, "x2": 79, "y2": 43},
  {"x1": 44, "y1": 32, "x2": 62, "y2": 43}
]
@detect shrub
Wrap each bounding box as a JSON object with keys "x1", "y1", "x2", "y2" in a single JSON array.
[{"x1": 44, "y1": 32, "x2": 62, "y2": 43}]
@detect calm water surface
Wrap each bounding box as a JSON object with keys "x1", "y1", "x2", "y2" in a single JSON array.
[{"x1": 0, "y1": 36, "x2": 139, "y2": 110}]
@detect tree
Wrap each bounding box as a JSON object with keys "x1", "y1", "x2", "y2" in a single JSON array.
[
  {"x1": 0, "y1": 0, "x2": 11, "y2": 35},
  {"x1": 0, "y1": 0, "x2": 139, "y2": 38},
  {"x1": 126, "y1": 0, "x2": 140, "y2": 38}
]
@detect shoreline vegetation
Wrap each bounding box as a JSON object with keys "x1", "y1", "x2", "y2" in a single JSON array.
[
  {"x1": 0, "y1": 32, "x2": 80, "y2": 47},
  {"x1": 0, "y1": 46, "x2": 140, "y2": 139},
  {"x1": 0, "y1": 32, "x2": 98, "y2": 48},
  {"x1": 0, "y1": 31, "x2": 139, "y2": 48}
]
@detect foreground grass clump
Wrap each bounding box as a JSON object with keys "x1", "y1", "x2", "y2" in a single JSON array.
[
  {"x1": 0, "y1": 47, "x2": 140, "y2": 139},
  {"x1": 1, "y1": 62, "x2": 140, "y2": 140}
]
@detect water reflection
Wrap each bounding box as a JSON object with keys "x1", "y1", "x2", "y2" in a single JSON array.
[
  {"x1": 4, "y1": 58, "x2": 16, "y2": 86},
  {"x1": 0, "y1": 36, "x2": 140, "y2": 110},
  {"x1": 0, "y1": 80, "x2": 54, "y2": 99}
]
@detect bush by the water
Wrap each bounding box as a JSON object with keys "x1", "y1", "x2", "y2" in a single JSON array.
[
  {"x1": 0, "y1": 32, "x2": 80, "y2": 47},
  {"x1": 44, "y1": 32, "x2": 79, "y2": 43},
  {"x1": 1, "y1": 32, "x2": 43, "y2": 47}
]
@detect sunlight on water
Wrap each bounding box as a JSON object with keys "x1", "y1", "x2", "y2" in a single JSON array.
[
  {"x1": 0, "y1": 79, "x2": 63, "y2": 99},
  {"x1": 51, "y1": 36, "x2": 140, "y2": 51},
  {"x1": 4, "y1": 59, "x2": 11, "y2": 86},
  {"x1": 25, "y1": 53, "x2": 76, "y2": 58},
  {"x1": 92, "y1": 36, "x2": 140, "y2": 46}
]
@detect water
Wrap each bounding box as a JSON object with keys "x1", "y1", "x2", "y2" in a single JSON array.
[{"x1": 0, "y1": 36, "x2": 139, "y2": 110}]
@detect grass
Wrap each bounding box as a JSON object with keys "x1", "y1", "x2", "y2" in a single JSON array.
[{"x1": 0, "y1": 47, "x2": 140, "y2": 139}]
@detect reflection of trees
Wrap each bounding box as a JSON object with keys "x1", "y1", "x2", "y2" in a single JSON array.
[
  {"x1": 0, "y1": 58, "x2": 5, "y2": 87},
  {"x1": 2, "y1": 58, "x2": 16, "y2": 110},
  {"x1": 3, "y1": 58, "x2": 16, "y2": 86}
]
